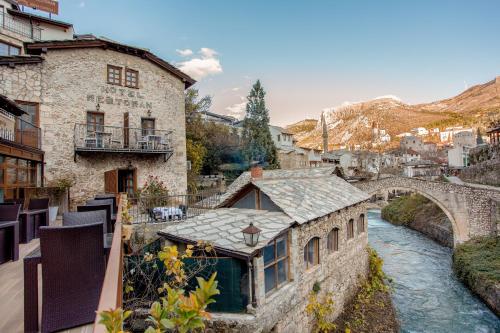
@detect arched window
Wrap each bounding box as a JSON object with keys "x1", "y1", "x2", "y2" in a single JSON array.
[
  {"x1": 304, "y1": 237, "x2": 320, "y2": 270},
  {"x1": 347, "y1": 219, "x2": 354, "y2": 239},
  {"x1": 327, "y1": 228, "x2": 339, "y2": 252},
  {"x1": 358, "y1": 214, "x2": 365, "y2": 234}
]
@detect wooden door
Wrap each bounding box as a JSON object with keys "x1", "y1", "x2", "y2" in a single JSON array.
[
  {"x1": 123, "y1": 112, "x2": 129, "y2": 148},
  {"x1": 104, "y1": 169, "x2": 118, "y2": 194}
]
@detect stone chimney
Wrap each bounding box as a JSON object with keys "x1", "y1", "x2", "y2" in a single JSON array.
[{"x1": 250, "y1": 165, "x2": 263, "y2": 179}]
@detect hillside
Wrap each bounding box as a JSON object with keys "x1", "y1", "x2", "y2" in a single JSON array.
[{"x1": 287, "y1": 77, "x2": 500, "y2": 150}]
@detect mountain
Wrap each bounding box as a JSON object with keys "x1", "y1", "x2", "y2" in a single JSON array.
[{"x1": 287, "y1": 76, "x2": 500, "y2": 150}]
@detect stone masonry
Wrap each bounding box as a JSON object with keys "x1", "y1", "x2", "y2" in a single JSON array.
[
  {"x1": 355, "y1": 176, "x2": 500, "y2": 245},
  {"x1": 0, "y1": 47, "x2": 188, "y2": 206}
]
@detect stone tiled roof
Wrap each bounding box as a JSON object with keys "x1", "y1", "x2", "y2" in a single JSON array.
[
  {"x1": 251, "y1": 176, "x2": 370, "y2": 224},
  {"x1": 214, "y1": 166, "x2": 337, "y2": 208},
  {"x1": 158, "y1": 208, "x2": 294, "y2": 257}
]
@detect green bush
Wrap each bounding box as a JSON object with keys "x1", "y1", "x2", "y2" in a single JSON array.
[
  {"x1": 381, "y1": 194, "x2": 429, "y2": 225},
  {"x1": 453, "y1": 236, "x2": 500, "y2": 288}
]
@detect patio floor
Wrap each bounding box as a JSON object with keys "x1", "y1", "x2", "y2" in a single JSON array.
[{"x1": 0, "y1": 240, "x2": 93, "y2": 333}]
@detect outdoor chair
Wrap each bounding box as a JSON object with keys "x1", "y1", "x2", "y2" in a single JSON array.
[
  {"x1": 135, "y1": 131, "x2": 148, "y2": 149},
  {"x1": 0, "y1": 204, "x2": 21, "y2": 264},
  {"x1": 87, "y1": 199, "x2": 115, "y2": 221},
  {"x1": 77, "y1": 204, "x2": 113, "y2": 232},
  {"x1": 94, "y1": 194, "x2": 117, "y2": 214},
  {"x1": 84, "y1": 131, "x2": 97, "y2": 148},
  {"x1": 63, "y1": 210, "x2": 108, "y2": 234},
  {"x1": 159, "y1": 133, "x2": 171, "y2": 150},
  {"x1": 39, "y1": 223, "x2": 105, "y2": 333}
]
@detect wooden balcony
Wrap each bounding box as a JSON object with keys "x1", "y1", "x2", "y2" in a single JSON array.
[{"x1": 74, "y1": 124, "x2": 174, "y2": 161}]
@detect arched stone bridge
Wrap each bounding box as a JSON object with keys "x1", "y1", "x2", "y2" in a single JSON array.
[{"x1": 353, "y1": 176, "x2": 500, "y2": 246}]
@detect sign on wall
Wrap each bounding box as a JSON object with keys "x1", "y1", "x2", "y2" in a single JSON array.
[{"x1": 17, "y1": 0, "x2": 59, "y2": 15}]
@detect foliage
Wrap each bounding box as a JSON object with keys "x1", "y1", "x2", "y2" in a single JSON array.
[
  {"x1": 453, "y1": 236, "x2": 500, "y2": 288},
  {"x1": 306, "y1": 292, "x2": 336, "y2": 333},
  {"x1": 381, "y1": 194, "x2": 430, "y2": 225},
  {"x1": 186, "y1": 139, "x2": 207, "y2": 192},
  {"x1": 145, "y1": 272, "x2": 220, "y2": 333},
  {"x1": 241, "y1": 80, "x2": 279, "y2": 169},
  {"x1": 98, "y1": 308, "x2": 132, "y2": 333},
  {"x1": 48, "y1": 174, "x2": 76, "y2": 199},
  {"x1": 139, "y1": 176, "x2": 169, "y2": 197},
  {"x1": 312, "y1": 281, "x2": 321, "y2": 294}
]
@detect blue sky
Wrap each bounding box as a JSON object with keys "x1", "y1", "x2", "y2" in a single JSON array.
[{"x1": 38, "y1": 0, "x2": 500, "y2": 125}]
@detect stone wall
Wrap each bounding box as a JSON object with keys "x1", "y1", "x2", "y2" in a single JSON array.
[
  {"x1": 0, "y1": 48, "x2": 188, "y2": 206},
  {"x1": 459, "y1": 159, "x2": 500, "y2": 187},
  {"x1": 209, "y1": 203, "x2": 369, "y2": 333},
  {"x1": 355, "y1": 176, "x2": 500, "y2": 244}
]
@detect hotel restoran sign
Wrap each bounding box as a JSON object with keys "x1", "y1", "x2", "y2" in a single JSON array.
[{"x1": 17, "y1": 0, "x2": 59, "y2": 15}]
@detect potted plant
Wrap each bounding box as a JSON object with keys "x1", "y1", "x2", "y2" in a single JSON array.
[{"x1": 48, "y1": 175, "x2": 75, "y2": 222}]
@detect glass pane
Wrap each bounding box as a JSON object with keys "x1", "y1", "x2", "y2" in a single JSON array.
[
  {"x1": 276, "y1": 236, "x2": 286, "y2": 258},
  {"x1": 0, "y1": 43, "x2": 8, "y2": 56},
  {"x1": 263, "y1": 243, "x2": 275, "y2": 265},
  {"x1": 264, "y1": 266, "x2": 276, "y2": 293},
  {"x1": 303, "y1": 245, "x2": 308, "y2": 269},
  {"x1": 10, "y1": 46, "x2": 20, "y2": 56},
  {"x1": 19, "y1": 104, "x2": 37, "y2": 125},
  {"x1": 307, "y1": 240, "x2": 314, "y2": 266},
  {"x1": 6, "y1": 167, "x2": 16, "y2": 184},
  {"x1": 278, "y1": 259, "x2": 288, "y2": 284}
]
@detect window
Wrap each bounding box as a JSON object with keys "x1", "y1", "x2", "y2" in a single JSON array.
[
  {"x1": 107, "y1": 65, "x2": 122, "y2": 85},
  {"x1": 263, "y1": 234, "x2": 289, "y2": 293},
  {"x1": 125, "y1": 68, "x2": 139, "y2": 88},
  {"x1": 327, "y1": 228, "x2": 339, "y2": 252},
  {"x1": 17, "y1": 101, "x2": 39, "y2": 126},
  {"x1": 347, "y1": 219, "x2": 354, "y2": 239},
  {"x1": 0, "y1": 42, "x2": 21, "y2": 56},
  {"x1": 357, "y1": 214, "x2": 365, "y2": 234},
  {"x1": 141, "y1": 118, "x2": 155, "y2": 136},
  {"x1": 304, "y1": 237, "x2": 319, "y2": 270},
  {"x1": 86, "y1": 112, "x2": 104, "y2": 133},
  {"x1": 277, "y1": 134, "x2": 281, "y2": 142}
]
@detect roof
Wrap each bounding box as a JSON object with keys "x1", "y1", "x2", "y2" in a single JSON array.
[
  {"x1": 487, "y1": 126, "x2": 500, "y2": 134},
  {"x1": 269, "y1": 125, "x2": 294, "y2": 135},
  {"x1": 403, "y1": 160, "x2": 440, "y2": 167},
  {"x1": 247, "y1": 176, "x2": 369, "y2": 224},
  {"x1": 200, "y1": 111, "x2": 238, "y2": 123},
  {"x1": 7, "y1": 9, "x2": 72, "y2": 28},
  {"x1": 0, "y1": 55, "x2": 44, "y2": 66},
  {"x1": 158, "y1": 208, "x2": 294, "y2": 258},
  {"x1": 215, "y1": 167, "x2": 338, "y2": 207},
  {"x1": 25, "y1": 36, "x2": 196, "y2": 88},
  {"x1": 0, "y1": 94, "x2": 27, "y2": 116}
]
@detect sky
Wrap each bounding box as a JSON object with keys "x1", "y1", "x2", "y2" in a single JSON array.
[{"x1": 31, "y1": 0, "x2": 500, "y2": 126}]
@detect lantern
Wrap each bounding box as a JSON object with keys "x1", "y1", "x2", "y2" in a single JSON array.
[{"x1": 242, "y1": 222, "x2": 261, "y2": 247}]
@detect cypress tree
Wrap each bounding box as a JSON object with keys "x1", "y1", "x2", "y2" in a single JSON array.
[{"x1": 241, "y1": 80, "x2": 279, "y2": 169}]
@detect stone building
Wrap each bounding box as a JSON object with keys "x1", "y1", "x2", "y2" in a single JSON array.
[
  {"x1": 160, "y1": 167, "x2": 370, "y2": 332},
  {"x1": 269, "y1": 125, "x2": 309, "y2": 169},
  {"x1": 0, "y1": 35, "x2": 194, "y2": 205}
]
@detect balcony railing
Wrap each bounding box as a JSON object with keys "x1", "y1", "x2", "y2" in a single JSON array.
[
  {"x1": 0, "y1": 110, "x2": 42, "y2": 150},
  {"x1": 0, "y1": 13, "x2": 41, "y2": 41},
  {"x1": 74, "y1": 123, "x2": 174, "y2": 155}
]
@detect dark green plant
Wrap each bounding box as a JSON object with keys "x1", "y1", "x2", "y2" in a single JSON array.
[{"x1": 312, "y1": 281, "x2": 321, "y2": 294}]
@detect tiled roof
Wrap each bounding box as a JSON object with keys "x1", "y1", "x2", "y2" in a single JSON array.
[
  {"x1": 251, "y1": 176, "x2": 369, "y2": 224},
  {"x1": 214, "y1": 166, "x2": 337, "y2": 208},
  {"x1": 158, "y1": 208, "x2": 294, "y2": 257}
]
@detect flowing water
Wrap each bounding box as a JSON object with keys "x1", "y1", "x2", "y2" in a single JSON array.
[{"x1": 367, "y1": 209, "x2": 500, "y2": 333}]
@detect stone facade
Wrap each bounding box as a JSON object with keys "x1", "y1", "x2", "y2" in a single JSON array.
[
  {"x1": 0, "y1": 47, "x2": 188, "y2": 206},
  {"x1": 209, "y1": 203, "x2": 369, "y2": 333},
  {"x1": 355, "y1": 176, "x2": 500, "y2": 245}
]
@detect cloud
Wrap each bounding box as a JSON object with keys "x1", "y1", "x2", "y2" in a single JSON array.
[
  {"x1": 78, "y1": 1, "x2": 85, "y2": 7},
  {"x1": 177, "y1": 47, "x2": 222, "y2": 80},
  {"x1": 231, "y1": 87, "x2": 240, "y2": 92},
  {"x1": 176, "y1": 49, "x2": 193, "y2": 57},
  {"x1": 225, "y1": 101, "x2": 247, "y2": 119}
]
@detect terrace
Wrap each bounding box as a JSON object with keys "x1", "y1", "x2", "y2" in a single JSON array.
[
  {"x1": 0, "y1": 108, "x2": 42, "y2": 151},
  {"x1": 0, "y1": 12, "x2": 42, "y2": 41}
]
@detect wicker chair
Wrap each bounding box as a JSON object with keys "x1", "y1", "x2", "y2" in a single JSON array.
[
  {"x1": 19, "y1": 198, "x2": 49, "y2": 242},
  {"x1": 0, "y1": 204, "x2": 20, "y2": 264},
  {"x1": 94, "y1": 194, "x2": 117, "y2": 214},
  {"x1": 63, "y1": 210, "x2": 108, "y2": 234},
  {"x1": 77, "y1": 204, "x2": 113, "y2": 233},
  {"x1": 87, "y1": 199, "x2": 115, "y2": 221},
  {"x1": 39, "y1": 223, "x2": 105, "y2": 333}
]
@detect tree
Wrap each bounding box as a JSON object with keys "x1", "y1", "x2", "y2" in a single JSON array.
[{"x1": 241, "y1": 80, "x2": 279, "y2": 168}]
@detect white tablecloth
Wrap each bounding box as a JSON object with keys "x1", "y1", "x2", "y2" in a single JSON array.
[{"x1": 152, "y1": 206, "x2": 184, "y2": 220}]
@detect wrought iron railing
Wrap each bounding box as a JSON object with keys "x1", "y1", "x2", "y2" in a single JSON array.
[
  {"x1": 128, "y1": 190, "x2": 222, "y2": 224},
  {"x1": 74, "y1": 123, "x2": 173, "y2": 153},
  {"x1": 0, "y1": 110, "x2": 41, "y2": 149},
  {"x1": 0, "y1": 13, "x2": 41, "y2": 41}
]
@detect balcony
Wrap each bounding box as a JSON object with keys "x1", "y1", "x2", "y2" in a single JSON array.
[
  {"x1": 0, "y1": 13, "x2": 41, "y2": 41},
  {"x1": 0, "y1": 109, "x2": 42, "y2": 150},
  {"x1": 74, "y1": 123, "x2": 174, "y2": 159}
]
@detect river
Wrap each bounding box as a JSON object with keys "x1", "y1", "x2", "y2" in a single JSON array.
[{"x1": 367, "y1": 209, "x2": 500, "y2": 333}]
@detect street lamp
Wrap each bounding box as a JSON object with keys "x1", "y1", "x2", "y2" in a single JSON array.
[{"x1": 242, "y1": 222, "x2": 261, "y2": 247}]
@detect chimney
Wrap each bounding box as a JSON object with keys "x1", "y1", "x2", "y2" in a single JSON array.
[{"x1": 250, "y1": 165, "x2": 263, "y2": 179}]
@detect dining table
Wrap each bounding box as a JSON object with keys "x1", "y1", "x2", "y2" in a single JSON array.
[
  {"x1": 23, "y1": 233, "x2": 113, "y2": 333},
  {"x1": 19, "y1": 208, "x2": 49, "y2": 244}
]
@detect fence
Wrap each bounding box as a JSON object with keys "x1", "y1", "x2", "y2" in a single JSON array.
[
  {"x1": 128, "y1": 190, "x2": 222, "y2": 224},
  {"x1": 0, "y1": 13, "x2": 41, "y2": 40}
]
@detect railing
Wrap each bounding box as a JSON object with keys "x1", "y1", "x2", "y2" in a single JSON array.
[
  {"x1": 0, "y1": 12, "x2": 41, "y2": 41},
  {"x1": 93, "y1": 194, "x2": 124, "y2": 333},
  {"x1": 74, "y1": 124, "x2": 174, "y2": 154},
  {"x1": 128, "y1": 191, "x2": 221, "y2": 224},
  {"x1": 0, "y1": 110, "x2": 42, "y2": 149}
]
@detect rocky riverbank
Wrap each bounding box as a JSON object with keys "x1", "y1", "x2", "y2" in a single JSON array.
[
  {"x1": 381, "y1": 194, "x2": 454, "y2": 248},
  {"x1": 333, "y1": 248, "x2": 399, "y2": 333},
  {"x1": 453, "y1": 236, "x2": 500, "y2": 317}
]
